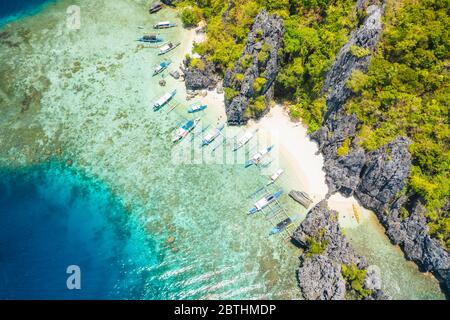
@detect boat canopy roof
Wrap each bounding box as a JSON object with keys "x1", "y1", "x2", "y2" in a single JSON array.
[
  {"x1": 255, "y1": 198, "x2": 269, "y2": 210},
  {"x1": 182, "y1": 120, "x2": 194, "y2": 130}
]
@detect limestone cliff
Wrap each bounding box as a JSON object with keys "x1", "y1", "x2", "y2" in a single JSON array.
[
  {"x1": 223, "y1": 9, "x2": 284, "y2": 125},
  {"x1": 293, "y1": 201, "x2": 387, "y2": 300},
  {"x1": 311, "y1": 1, "x2": 449, "y2": 296}
]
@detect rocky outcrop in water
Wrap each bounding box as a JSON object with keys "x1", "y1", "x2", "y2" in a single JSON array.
[
  {"x1": 293, "y1": 201, "x2": 387, "y2": 300},
  {"x1": 379, "y1": 198, "x2": 450, "y2": 295},
  {"x1": 311, "y1": 0, "x2": 450, "y2": 297},
  {"x1": 182, "y1": 57, "x2": 220, "y2": 91},
  {"x1": 223, "y1": 10, "x2": 284, "y2": 125}
]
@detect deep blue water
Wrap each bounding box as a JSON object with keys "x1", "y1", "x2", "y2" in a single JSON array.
[
  {"x1": 0, "y1": 163, "x2": 162, "y2": 299},
  {"x1": 0, "y1": 0, "x2": 54, "y2": 25}
]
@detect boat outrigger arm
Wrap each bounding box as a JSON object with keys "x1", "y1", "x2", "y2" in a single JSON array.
[{"x1": 248, "y1": 189, "x2": 283, "y2": 214}]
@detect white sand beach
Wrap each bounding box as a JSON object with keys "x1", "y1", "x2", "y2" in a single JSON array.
[
  {"x1": 248, "y1": 105, "x2": 370, "y2": 228},
  {"x1": 248, "y1": 105, "x2": 328, "y2": 201},
  {"x1": 200, "y1": 95, "x2": 369, "y2": 227}
]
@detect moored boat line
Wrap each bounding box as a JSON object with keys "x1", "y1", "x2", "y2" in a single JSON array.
[
  {"x1": 142, "y1": 12, "x2": 302, "y2": 242},
  {"x1": 144, "y1": 4, "x2": 305, "y2": 246}
]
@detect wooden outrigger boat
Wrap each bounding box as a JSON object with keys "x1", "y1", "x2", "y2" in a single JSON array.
[
  {"x1": 187, "y1": 102, "x2": 207, "y2": 113},
  {"x1": 138, "y1": 34, "x2": 163, "y2": 43},
  {"x1": 173, "y1": 118, "x2": 201, "y2": 143},
  {"x1": 269, "y1": 215, "x2": 300, "y2": 235},
  {"x1": 245, "y1": 146, "x2": 274, "y2": 168},
  {"x1": 248, "y1": 189, "x2": 283, "y2": 215},
  {"x1": 149, "y1": 2, "x2": 163, "y2": 14},
  {"x1": 153, "y1": 60, "x2": 171, "y2": 76},
  {"x1": 153, "y1": 21, "x2": 177, "y2": 29},
  {"x1": 158, "y1": 42, "x2": 181, "y2": 55},
  {"x1": 153, "y1": 89, "x2": 176, "y2": 111},
  {"x1": 267, "y1": 169, "x2": 284, "y2": 185},
  {"x1": 289, "y1": 190, "x2": 313, "y2": 209},
  {"x1": 233, "y1": 129, "x2": 258, "y2": 151},
  {"x1": 201, "y1": 123, "x2": 225, "y2": 147}
]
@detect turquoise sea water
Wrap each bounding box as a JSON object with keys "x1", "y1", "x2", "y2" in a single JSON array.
[
  {"x1": 0, "y1": 163, "x2": 162, "y2": 299},
  {"x1": 0, "y1": 0, "x2": 55, "y2": 26},
  {"x1": 0, "y1": 0, "x2": 445, "y2": 299}
]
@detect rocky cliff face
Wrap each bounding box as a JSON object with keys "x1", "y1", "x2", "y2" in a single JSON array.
[
  {"x1": 355, "y1": 137, "x2": 412, "y2": 214},
  {"x1": 293, "y1": 201, "x2": 387, "y2": 300},
  {"x1": 385, "y1": 198, "x2": 450, "y2": 294},
  {"x1": 223, "y1": 10, "x2": 284, "y2": 125},
  {"x1": 311, "y1": 1, "x2": 450, "y2": 297},
  {"x1": 321, "y1": 3, "x2": 384, "y2": 120},
  {"x1": 182, "y1": 57, "x2": 220, "y2": 91}
]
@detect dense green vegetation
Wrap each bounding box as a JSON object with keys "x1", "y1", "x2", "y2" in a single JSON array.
[
  {"x1": 180, "y1": 7, "x2": 202, "y2": 27},
  {"x1": 337, "y1": 137, "x2": 351, "y2": 156},
  {"x1": 341, "y1": 264, "x2": 372, "y2": 299},
  {"x1": 305, "y1": 236, "x2": 328, "y2": 256},
  {"x1": 276, "y1": 0, "x2": 359, "y2": 132},
  {"x1": 179, "y1": 0, "x2": 449, "y2": 248},
  {"x1": 345, "y1": 0, "x2": 449, "y2": 247},
  {"x1": 182, "y1": 0, "x2": 359, "y2": 126}
]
